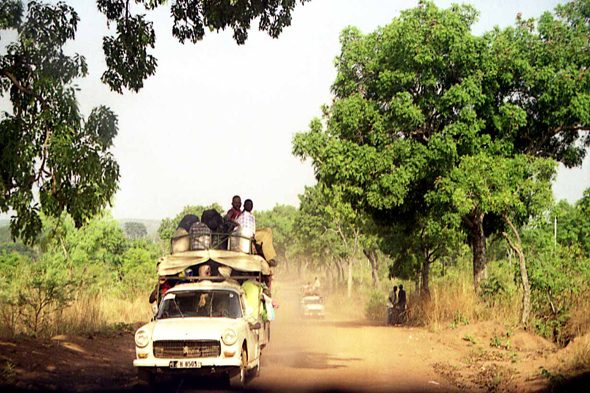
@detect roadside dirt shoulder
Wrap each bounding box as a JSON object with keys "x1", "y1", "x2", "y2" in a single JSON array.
[{"x1": 0, "y1": 331, "x2": 137, "y2": 392}]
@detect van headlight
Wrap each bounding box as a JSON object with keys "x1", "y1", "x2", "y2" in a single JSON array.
[
  {"x1": 135, "y1": 329, "x2": 150, "y2": 348},
  {"x1": 222, "y1": 328, "x2": 237, "y2": 345}
]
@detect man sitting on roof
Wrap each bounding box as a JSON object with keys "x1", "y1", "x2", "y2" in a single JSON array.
[
  {"x1": 236, "y1": 199, "x2": 256, "y2": 237},
  {"x1": 225, "y1": 195, "x2": 242, "y2": 221}
]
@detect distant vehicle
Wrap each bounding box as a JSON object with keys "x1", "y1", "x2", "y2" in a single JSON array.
[{"x1": 300, "y1": 295, "x2": 325, "y2": 319}]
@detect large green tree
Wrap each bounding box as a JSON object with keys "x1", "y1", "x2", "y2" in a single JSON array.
[
  {"x1": 1, "y1": 1, "x2": 119, "y2": 245},
  {"x1": 1, "y1": 0, "x2": 309, "y2": 244},
  {"x1": 293, "y1": 0, "x2": 590, "y2": 293}
]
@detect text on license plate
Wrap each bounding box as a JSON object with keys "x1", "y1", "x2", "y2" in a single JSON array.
[{"x1": 169, "y1": 360, "x2": 202, "y2": 368}]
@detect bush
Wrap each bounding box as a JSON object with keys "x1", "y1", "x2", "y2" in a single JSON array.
[
  {"x1": 365, "y1": 290, "x2": 387, "y2": 321},
  {"x1": 0, "y1": 253, "x2": 75, "y2": 337}
]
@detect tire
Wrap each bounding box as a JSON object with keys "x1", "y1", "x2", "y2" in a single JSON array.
[
  {"x1": 248, "y1": 363, "x2": 260, "y2": 379},
  {"x1": 229, "y1": 347, "x2": 247, "y2": 389}
]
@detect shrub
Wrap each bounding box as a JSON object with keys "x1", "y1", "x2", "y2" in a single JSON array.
[{"x1": 365, "y1": 290, "x2": 386, "y2": 321}]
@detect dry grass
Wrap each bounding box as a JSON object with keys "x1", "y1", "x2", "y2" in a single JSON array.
[
  {"x1": 564, "y1": 297, "x2": 590, "y2": 342},
  {"x1": 406, "y1": 272, "x2": 520, "y2": 330},
  {"x1": 0, "y1": 291, "x2": 152, "y2": 339},
  {"x1": 567, "y1": 335, "x2": 590, "y2": 371}
]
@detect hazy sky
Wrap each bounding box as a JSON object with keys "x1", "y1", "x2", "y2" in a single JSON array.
[{"x1": 2, "y1": 0, "x2": 588, "y2": 220}]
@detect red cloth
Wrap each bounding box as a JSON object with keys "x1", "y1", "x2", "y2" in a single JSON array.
[
  {"x1": 161, "y1": 282, "x2": 172, "y2": 295},
  {"x1": 227, "y1": 207, "x2": 242, "y2": 220}
]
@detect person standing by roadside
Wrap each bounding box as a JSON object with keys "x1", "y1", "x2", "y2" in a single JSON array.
[
  {"x1": 397, "y1": 284, "x2": 407, "y2": 323},
  {"x1": 388, "y1": 285, "x2": 398, "y2": 325}
]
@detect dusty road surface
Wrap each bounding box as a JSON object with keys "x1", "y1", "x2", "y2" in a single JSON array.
[
  {"x1": 1, "y1": 278, "x2": 585, "y2": 393},
  {"x1": 245, "y1": 282, "x2": 460, "y2": 393}
]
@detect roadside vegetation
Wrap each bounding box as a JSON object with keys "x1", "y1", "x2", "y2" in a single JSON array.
[{"x1": 1, "y1": 0, "x2": 589, "y2": 389}]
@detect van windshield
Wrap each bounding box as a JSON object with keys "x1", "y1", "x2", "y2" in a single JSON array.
[{"x1": 157, "y1": 290, "x2": 242, "y2": 319}]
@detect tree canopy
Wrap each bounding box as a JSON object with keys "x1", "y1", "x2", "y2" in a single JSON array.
[
  {"x1": 293, "y1": 0, "x2": 590, "y2": 292},
  {"x1": 1, "y1": 0, "x2": 309, "y2": 244}
]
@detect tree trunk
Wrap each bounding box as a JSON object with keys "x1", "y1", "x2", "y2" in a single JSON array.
[
  {"x1": 363, "y1": 250, "x2": 381, "y2": 287},
  {"x1": 469, "y1": 209, "x2": 488, "y2": 293},
  {"x1": 360, "y1": 258, "x2": 364, "y2": 285},
  {"x1": 335, "y1": 259, "x2": 344, "y2": 284},
  {"x1": 502, "y1": 216, "x2": 531, "y2": 326},
  {"x1": 326, "y1": 264, "x2": 334, "y2": 290},
  {"x1": 421, "y1": 259, "x2": 430, "y2": 298},
  {"x1": 414, "y1": 270, "x2": 420, "y2": 296},
  {"x1": 347, "y1": 259, "x2": 353, "y2": 298}
]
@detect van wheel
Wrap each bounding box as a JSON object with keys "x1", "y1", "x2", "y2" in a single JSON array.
[
  {"x1": 249, "y1": 363, "x2": 260, "y2": 378},
  {"x1": 229, "y1": 347, "x2": 247, "y2": 389}
]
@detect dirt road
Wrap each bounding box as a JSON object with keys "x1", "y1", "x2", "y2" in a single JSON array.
[
  {"x1": 1, "y1": 278, "x2": 578, "y2": 393},
  {"x1": 247, "y1": 283, "x2": 461, "y2": 393}
]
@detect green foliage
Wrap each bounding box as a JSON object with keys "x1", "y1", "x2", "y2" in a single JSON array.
[
  {"x1": 462, "y1": 334, "x2": 477, "y2": 345},
  {"x1": 452, "y1": 310, "x2": 470, "y2": 329},
  {"x1": 518, "y1": 200, "x2": 590, "y2": 344},
  {"x1": 490, "y1": 333, "x2": 502, "y2": 348},
  {"x1": 293, "y1": 0, "x2": 590, "y2": 294},
  {"x1": 0, "y1": 251, "x2": 76, "y2": 336},
  {"x1": 364, "y1": 290, "x2": 386, "y2": 321},
  {"x1": 479, "y1": 276, "x2": 506, "y2": 305},
  {"x1": 0, "y1": 211, "x2": 164, "y2": 337},
  {"x1": 0, "y1": 1, "x2": 120, "y2": 245},
  {"x1": 1, "y1": 0, "x2": 309, "y2": 243},
  {"x1": 124, "y1": 222, "x2": 147, "y2": 240},
  {"x1": 0, "y1": 361, "x2": 15, "y2": 382},
  {"x1": 96, "y1": 0, "x2": 311, "y2": 92},
  {"x1": 256, "y1": 204, "x2": 298, "y2": 262}
]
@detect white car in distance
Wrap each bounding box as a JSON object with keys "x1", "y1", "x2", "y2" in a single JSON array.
[
  {"x1": 134, "y1": 280, "x2": 262, "y2": 389},
  {"x1": 300, "y1": 295, "x2": 325, "y2": 319}
]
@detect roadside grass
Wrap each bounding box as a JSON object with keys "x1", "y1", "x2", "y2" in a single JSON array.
[
  {"x1": 563, "y1": 296, "x2": 590, "y2": 343},
  {"x1": 0, "y1": 291, "x2": 152, "y2": 339},
  {"x1": 404, "y1": 270, "x2": 521, "y2": 331}
]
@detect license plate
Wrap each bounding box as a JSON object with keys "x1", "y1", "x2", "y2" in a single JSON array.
[{"x1": 169, "y1": 360, "x2": 202, "y2": 369}]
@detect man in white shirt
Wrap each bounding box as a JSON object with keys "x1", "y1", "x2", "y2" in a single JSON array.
[{"x1": 236, "y1": 199, "x2": 256, "y2": 236}]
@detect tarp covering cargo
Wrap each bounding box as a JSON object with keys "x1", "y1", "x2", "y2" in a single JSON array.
[{"x1": 158, "y1": 249, "x2": 270, "y2": 276}]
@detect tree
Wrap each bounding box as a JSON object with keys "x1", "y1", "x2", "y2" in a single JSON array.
[
  {"x1": 1, "y1": 1, "x2": 119, "y2": 245},
  {"x1": 293, "y1": 1, "x2": 590, "y2": 293},
  {"x1": 297, "y1": 184, "x2": 362, "y2": 297},
  {"x1": 256, "y1": 204, "x2": 298, "y2": 270},
  {"x1": 434, "y1": 154, "x2": 555, "y2": 324},
  {"x1": 1, "y1": 0, "x2": 309, "y2": 244},
  {"x1": 124, "y1": 221, "x2": 148, "y2": 240},
  {"x1": 97, "y1": 0, "x2": 311, "y2": 93}
]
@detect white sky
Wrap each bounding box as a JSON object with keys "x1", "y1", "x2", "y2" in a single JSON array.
[{"x1": 2, "y1": 0, "x2": 589, "y2": 220}]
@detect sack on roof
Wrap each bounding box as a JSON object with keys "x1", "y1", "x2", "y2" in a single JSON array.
[
  {"x1": 190, "y1": 222, "x2": 211, "y2": 250},
  {"x1": 171, "y1": 228, "x2": 190, "y2": 254},
  {"x1": 178, "y1": 214, "x2": 199, "y2": 232}
]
